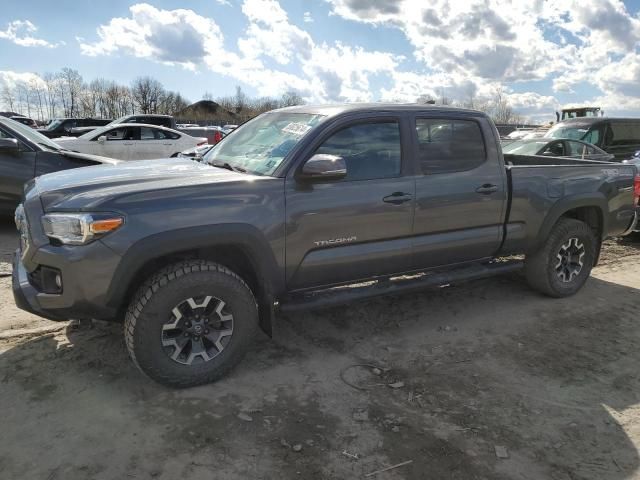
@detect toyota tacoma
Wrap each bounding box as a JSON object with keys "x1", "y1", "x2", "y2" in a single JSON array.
[{"x1": 12, "y1": 104, "x2": 640, "y2": 387}]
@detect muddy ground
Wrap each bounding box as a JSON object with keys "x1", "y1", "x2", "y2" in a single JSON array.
[{"x1": 1, "y1": 217, "x2": 639, "y2": 480}]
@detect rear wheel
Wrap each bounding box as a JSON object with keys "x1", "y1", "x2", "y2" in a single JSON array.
[
  {"x1": 124, "y1": 260, "x2": 258, "y2": 388},
  {"x1": 524, "y1": 218, "x2": 597, "y2": 297}
]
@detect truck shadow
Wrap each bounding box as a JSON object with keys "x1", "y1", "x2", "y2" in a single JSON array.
[{"x1": 0, "y1": 274, "x2": 639, "y2": 479}]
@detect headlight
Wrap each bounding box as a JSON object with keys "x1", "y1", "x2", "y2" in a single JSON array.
[{"x1": 42, "y1": 213, "x2": 124, "y2": 245}]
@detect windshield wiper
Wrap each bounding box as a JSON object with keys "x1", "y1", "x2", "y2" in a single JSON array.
[{"x1": 211, "y1": 162, "x2": 247, "y2": 173}]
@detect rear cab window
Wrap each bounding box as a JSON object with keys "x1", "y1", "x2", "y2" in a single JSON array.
[{"x1": 415, "y1": 118, "x2": 486, "y2": 174}]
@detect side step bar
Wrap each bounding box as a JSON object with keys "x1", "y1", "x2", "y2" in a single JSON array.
[{"x1": 278, "y1": 260, "x2": 523, "y2": 313}]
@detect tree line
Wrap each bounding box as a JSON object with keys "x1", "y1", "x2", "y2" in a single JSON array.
[
  {"x1": 0, "y1": 68, "x2": 190, "y2": 121},
  {"x1": 415, "y1": 88, "x2": 525, "y2": 125},
  {"x1": 1, "y1": 66, "x2": 526, "y2": 125}
]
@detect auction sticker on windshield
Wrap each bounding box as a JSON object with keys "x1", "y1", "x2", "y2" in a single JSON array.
[{"x1": 282, "y1": 122, "x2": 312, "y2": 136}]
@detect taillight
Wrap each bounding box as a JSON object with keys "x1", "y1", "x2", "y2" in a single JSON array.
[
  {"x1": 213, "y1": 131, "x2": 222, "y2": 144},
  {"x1": 634, "y1": 174, "x2": 640, "y2": 207}
]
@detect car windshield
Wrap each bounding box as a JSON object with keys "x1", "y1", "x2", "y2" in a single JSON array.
[
  {"x1": 108, "y1": 116, "x2": 131, "y2": 125},
  {"x1": 202, "y1": 112, "x2": 326, "y2": 175},
  {"x1": 45, "y1": 119, "x2": 64, "y2": 131},
  {"x1": 545, "y1": 124, "x2": 590, "y2": 141},
  {"x1": 78, "y1": 125, "x2": 113, "y2": 139},
  {"x1": 502, "y1": 140, "x2": 547, "y2": 155},
  {"x1": 2, "y1": 118, "x2": 61, "y2": 150}
]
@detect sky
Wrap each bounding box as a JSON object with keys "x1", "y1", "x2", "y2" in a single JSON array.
[{"x1": 1, "y1": 0, "x2": 640, "y2": 122}]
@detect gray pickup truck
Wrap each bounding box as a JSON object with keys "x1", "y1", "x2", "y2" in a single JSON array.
[{"x1": 12, "y1": 104, "x2": 639, "y2": 388}]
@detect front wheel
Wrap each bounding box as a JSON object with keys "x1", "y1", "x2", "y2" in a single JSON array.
[
  {"x1": 124, "y1": 260, "x2": 258, "y2": 388},
  {"x1": 524, "y1": 218, "x2": 597, "y2": 298}
]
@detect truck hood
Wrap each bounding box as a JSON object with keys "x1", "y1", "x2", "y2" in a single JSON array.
[{"x1": 35, "y1": 158, "x2": 251, "y2": 211}]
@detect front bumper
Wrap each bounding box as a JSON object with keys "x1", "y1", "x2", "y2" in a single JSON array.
[
  {"x1": 12, "y1": 239, "x2": 123, "y2": 322},
  {"x1": 12, "y1": 250, "x2": 66, "y2": 321}
]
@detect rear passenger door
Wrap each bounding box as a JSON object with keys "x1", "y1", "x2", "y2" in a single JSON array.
[
  {"x1": 132, "y1": 127, "x2": 176, "y2": 159},
  {"x1": 411, "y1": 116, "x2": 507, "y2": 268},
  {"x1": 285, "y1": 116, "x2": 415, "y2": 290}
]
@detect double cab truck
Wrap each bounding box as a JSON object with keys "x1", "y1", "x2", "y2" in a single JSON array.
[{"x1": 12, "y1": 104, "x2": 640, "y2": 388}]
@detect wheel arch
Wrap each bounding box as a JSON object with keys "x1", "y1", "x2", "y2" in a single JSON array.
[
  {"x1": 106, "y1": 224, "x2": 283, "y2": 336},
  {"x1": 532, "y1": 195, "x2": 607, "y2": 258}
]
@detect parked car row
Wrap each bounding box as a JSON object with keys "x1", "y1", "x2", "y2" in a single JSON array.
[{"x1": 55, "y1": 124, "x2": 207, "y2": 160}]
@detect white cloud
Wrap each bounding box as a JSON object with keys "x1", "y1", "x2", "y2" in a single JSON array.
[
  {"x1": 326, "y1": 0, "x2": 577, "y2": 83},
  {"x1": 214, "y1": 0, "x2": 232, "y2": 5},
  {"x1": 0, "y1": 70, "x2": 45, "y2": 90},
  {"x1": 79, "y1": 3, "x2": 225, "y2": 71},
  {"x1": 303, "y1": 42, "x2": 400, "y2": 101},
  {"x1": 238, "y1": 0, "x2": 313, "y2": 65},
  {"x1": 0, "y1": 20, "x2": 61, "y2": 48},
  {"x1": 76, "y1": 0, "x2": 640, "y2": 114}
]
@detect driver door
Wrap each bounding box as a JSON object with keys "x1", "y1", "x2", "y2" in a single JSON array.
[
  {"x1": 284, "y1": 117, "x2": 415, "y2": 290},
  {"x1": 93, "y1": 127, "x2": 137, "y2": 160}
]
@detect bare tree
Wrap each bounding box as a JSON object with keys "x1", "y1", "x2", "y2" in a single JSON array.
[
  {"x1": 280, "y1": 90, "x2": 304, "y2": 107},
  {"x1": 131, "y1": 76, "x2": 165, "y2": 114},
  {"x1": 57, "y1": 68, "x2": 83, "y2": 116},
  {"x1": 42, "y1": 72, "x2": 59, "y2": 119},
  {"x1": 416, "y1": 94, "x2": 435, "y2": 104},
  {"x1": 1, "y1": 84, "x2": 15, "y2": 112},
  {"x1": 234, "y1": 85, "x2": 247, "y2": 113}
]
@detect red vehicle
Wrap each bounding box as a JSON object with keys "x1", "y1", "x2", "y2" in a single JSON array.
[{"x1": 178, "y1": 126, "x2": 226, "y2": 145}]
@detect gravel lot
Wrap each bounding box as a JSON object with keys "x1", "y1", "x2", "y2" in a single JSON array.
[{"x1": 1, "y1": 217, "x2": 639, "y2": 480}]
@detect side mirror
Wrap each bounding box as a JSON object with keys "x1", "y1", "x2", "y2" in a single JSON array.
[
  {"x1": 97, "y1": 136, "x2": 107, "y2": 144},
  {"x1": 0, "y1": 138, "x2": 19, "y2": 153},
  {"x1": 298, "y1": 154, "x2": 347, "y2": 182}
]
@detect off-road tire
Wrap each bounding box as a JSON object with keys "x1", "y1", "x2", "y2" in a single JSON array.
[
  {"x1": 524, "y1": 218, "x2": 597, "y2": 298},
  {"x1": 124, "y1": 260, "x2": 258, "y2": 388}
]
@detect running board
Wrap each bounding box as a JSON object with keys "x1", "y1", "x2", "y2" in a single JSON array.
[{"x1": 278, "y1": 260, "x2": 523, "y2": 313}]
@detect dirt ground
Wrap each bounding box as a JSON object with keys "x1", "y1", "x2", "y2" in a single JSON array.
[{"x1": 1, "y1": 217, "x2": 640, "y2": 480}]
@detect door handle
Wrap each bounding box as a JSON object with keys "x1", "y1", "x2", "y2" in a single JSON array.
[
  {"x1": 162, "y1": 143, "x2": 172, "y2": 146},
  {"x1": 476, "y1": 184, "x2": 498, "y2": 194},
  {"x1": 123, "y1": 142, "x2": 134, "y2": 146},
  {"x1": 383, "y1": 192, "x2": 413, "y2": 204}
]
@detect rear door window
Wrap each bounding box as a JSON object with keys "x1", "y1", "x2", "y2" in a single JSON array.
[
  {"x1": 609, "y1": 122, "x2": 640, "y2": 146},
  {"x1": 415, "y1": 118, "x2": 486, "y2": 174},
  {"x1": 566, "y1": 141, "x2": 591, "y2": 156}
]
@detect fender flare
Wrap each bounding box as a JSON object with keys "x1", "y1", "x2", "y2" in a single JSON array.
[
  {"x1": 105, "y1": 223, "x2": 284, "y2": 314},
  {"x1": 530, "y1": 194, "x2": 607, "y2": 253}
]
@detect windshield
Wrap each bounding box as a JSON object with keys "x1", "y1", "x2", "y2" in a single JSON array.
[
  {"x1": 79, "y1": 125, "x2": 112, "y2": 139},
  {"x1": 108, "y1": 116, "x2": 130, "y2": 126},
  {"x1": 202, "y1": 112, "x2": 325, "y2": 175},
  {"x1": 45, "y1": 119, "x2": 64, "y2": 131},
  {"x1": 2, "y1": 118, "x2": 61, "y2": 150},
  {"x1": 503, "y1": 141, "x2": 547, "y2": 155},
  {"x1": 545, "y1": 123, "x2": 590, "y2": 141}
]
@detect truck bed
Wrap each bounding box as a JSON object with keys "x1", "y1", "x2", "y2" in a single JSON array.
[{"x1": 501, "y1": 153, "x2": 637, "y2": 256}]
